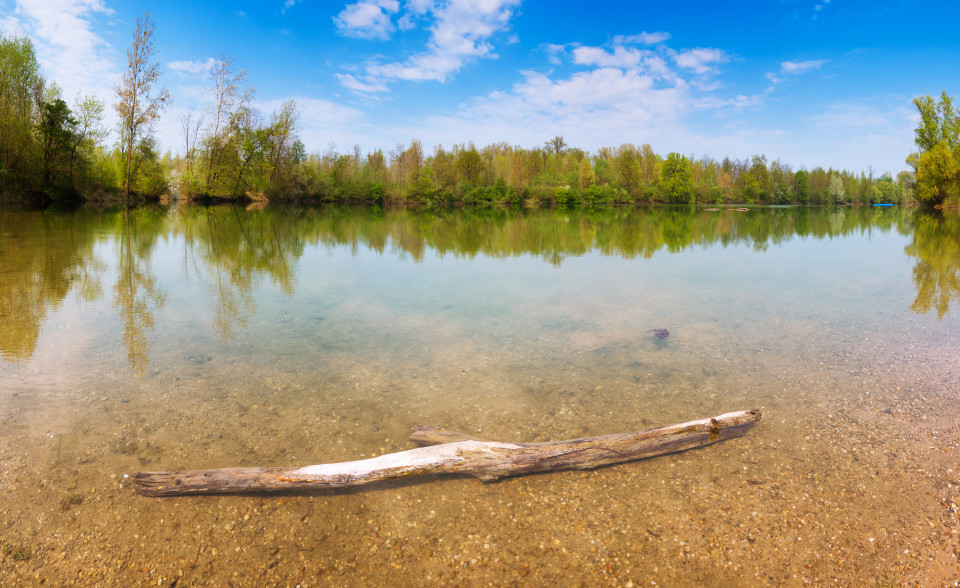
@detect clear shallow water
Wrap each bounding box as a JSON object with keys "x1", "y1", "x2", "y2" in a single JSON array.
[{"x1": 1, "y1": 205, "x2": 960, "y2": 585}]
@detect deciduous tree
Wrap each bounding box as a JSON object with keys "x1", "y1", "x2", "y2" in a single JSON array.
[
  {"x1": 205, "y1": 53, "x2": 252, "y2": 193},
  {"x1": 37, "y1": 98, "x2": 79, "y2": 190},
  {"x1": 910, "y1": 91, "x2": 960, "y2": 206},
  {"x1": 115, "y1": 13, "x2": 169, "y2": 198},
  {"x1": 658, "y1": 152, "x2": 693, "y2": 203}
]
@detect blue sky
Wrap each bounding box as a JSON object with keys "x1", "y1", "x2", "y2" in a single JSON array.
[{"x1": 2, "y1": 0, "x2": 958, "y2": 175}]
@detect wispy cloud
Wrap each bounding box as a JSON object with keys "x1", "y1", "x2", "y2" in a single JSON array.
[
  {"x1": 334, "y1": 73, "x2": 389, "y2": 93},
  {"x1": 543, "y1": 43, "x2": 567, "y2": 65},
  {"x1": 168, "y1": 57, "x2": 215, "y2": 77},
  {"x1": 613, "y1": 31, "x2": 671, "y2": 45},
  {"x1": 807, "y1": 102, "x2": 895, "y2": 128},
  {"x1": 671, "y1": 48, "x2": 728, "y2": 75},
  {"x1": 780, "y1": 59, "x2": 826, "y2": 75},
  {"x1": 798, "y1": 99, "x2": 917, "y2": 173},
  {"x1": 573, "y1": 46, "x2": 649, "y2": 69},
  {"x1": 766, "y1": 59, "x2": 826, "y2": 83},
  {"x1": 281, "y1": 0, "x2": 302, "y2": 14}
]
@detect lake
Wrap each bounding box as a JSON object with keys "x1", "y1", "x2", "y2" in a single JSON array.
[{"x1": 1, "y1": 204, "x2": 959, "y2": 585}]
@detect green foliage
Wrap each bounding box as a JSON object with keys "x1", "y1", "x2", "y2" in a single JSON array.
[
  {"x1": 455, "y1": 146, "x2": 484, "y2": 186},
  {"x1": 910, "y1": 91, "x2": 960, "y2": 207},
  {"x1": 658, "y1": 152, "x2": 693, "y2": 203},
  {"x1": 368, "y1": 182, "x2": 384, "y2": 203},
  {"x1": 828, "y1": 174, "x2": 845, "y2": 204},
  {"x1": 578, "y1": 157, "x2": 595, "y2": 188},
  {"x1": 736, "y1": 172, "x2": 760, "y2": 204},
  {"x1": 905, "y1": 211, "x2": 960, "y2": 318},
  {"x1": 181, "y1": 97, "x2": 305, "y2": 200},
  {"x1": 794, "y1": 169, "x2": 809, "y2": 203},
  {"x1": 115, "y1": 14, "x2": 170, "y2": 198},
  {"x1": 131, "y1": 138, "x2": 168, "y2": 197},
  {"x1": 873, "y1": 175, "x2": 902, "y2": 204},
  {"x1": 0, "y1": 29, "x2": 148, "y2": 201},
  {"x1": 581, "y1": 184, "x2": 616, "y2": 204},
  {"x1": 0, "y1": 32, "x2": 44, "y2": 196},
  {"x1": 407, "y1": 167, "x2": 437, "y2": 203},
  {"x1": 1, "y1": 539, "x2": 30, "y2": 561},
  {"x1": 913, "y1": 91, "x2": 960, "y2": 152},
  {"x1": 615, "y1": 149, "x2": 641, "y2": 198},
  {"x1": 37, "y1": 98, "x2": 83, "y2": 196},
  {"x1": 914, "y1": 142, "x2": 960, "y2": 206},
  {"x1": 747, "y1": 155, "x2": 770, "y2": 201}
]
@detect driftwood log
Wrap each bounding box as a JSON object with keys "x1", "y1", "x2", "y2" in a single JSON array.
[{"x1": 133, "y1": 408, "x2": 760, "y2": 497}]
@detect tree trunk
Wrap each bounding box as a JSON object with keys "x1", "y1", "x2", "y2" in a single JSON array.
[{"x1": 134, "y1": 409, "x2": 761, "y2": 497}]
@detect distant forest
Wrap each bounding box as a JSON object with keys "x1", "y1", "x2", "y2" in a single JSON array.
[{"x1": 3, "y1": 22, "x2": 956, "y2": 208}]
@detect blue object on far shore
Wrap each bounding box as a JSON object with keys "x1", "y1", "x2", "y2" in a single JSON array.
[{"x1": 872, "y1": 203, "x2": 894, "y2": 207}]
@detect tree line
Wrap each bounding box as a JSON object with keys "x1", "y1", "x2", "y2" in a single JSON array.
[
  {"x1": 2, "y1": 16, "x2": 952, "y2": 207},
  {"x1": 234, "y1": 139, "x2": 911, "y2": 207}
]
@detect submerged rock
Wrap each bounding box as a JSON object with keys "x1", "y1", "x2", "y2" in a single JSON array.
[{"x1": 647, "y1": 328, "x2": 670, "y2": 339}]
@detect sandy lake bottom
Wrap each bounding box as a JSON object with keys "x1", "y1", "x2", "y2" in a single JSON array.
[{"x1": 2, "y1": 206, "x2": 960, "y2": 586}]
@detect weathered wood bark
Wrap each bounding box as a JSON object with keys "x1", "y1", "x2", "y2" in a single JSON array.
[{"x1": 134, "y1": 409, "x2": 760, "y2": 497}]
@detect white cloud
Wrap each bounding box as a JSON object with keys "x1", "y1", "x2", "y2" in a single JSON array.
[
  {"x1": 368, "y1": 31, "x2": 745, "y2": 155},
  {"x1": 333, "y1": 0, "x2": 400, "y2": 40},
  {"x1": 543, "y1": 43, "x2": 566, "y2": 65},
  {"x1": 314, "y1": 23, "x2": 907, "y2": 175},
  {"x1": 671, "y1": 48, "x2": 727, "y2": 74},
  {"x1": 613, "y1": 31, "x2": 671, "y2": 45},
  {"x1": 780, "y1": 59, "x2": 826, "y2": 75},
  {"x1": 4, "y1": 0, "x2": 118, "y2": 105},
  {"x1": 694, "y1": 91, "x2": 766, "y2": 110},
  {"x1": 168, "y1": 57, "x2": 215, "y2": 77},
  {"x1": 572, "y1": 46, "x2": 647, "y2": 69},
  {"x1": 507, "y1": 68, "x2": 681, "y2": 115},
  {"x1": 430, "y1": 62, "x2": 693, "y2": 153},
  {"x1": 0, "y1": 12, "x2": 18, "y2": 33},
  {"x1": 348, "y1": 0, "x2": 521, "y2": 86},
  {"x1": 766, "y1": 59, "x2": 826, "y2": 84},
  {"x1": 570, "y1": 44, "x2": 681, "y2": 84},
  {"x1": 335, "y1": 73, "x2": 389, "y2": 93}
]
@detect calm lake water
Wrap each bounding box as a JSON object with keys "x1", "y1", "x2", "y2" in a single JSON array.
[{"x1": 1, "y1": 204, "x2": 959, "y2": 586}]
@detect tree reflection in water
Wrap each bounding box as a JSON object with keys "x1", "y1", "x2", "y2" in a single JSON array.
[
  {"x1": 113, "y1": 207, "x2": 167, "y2": 374},
  {"x1": 4, "y1": 204, "x2": 960, "y2": 371},
  {"x1": 905, "y1": 211, "x2": 960, "y2": 319},
  {"x1": 0, "y1": 210, "x2": 105, "y2": 362}
]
